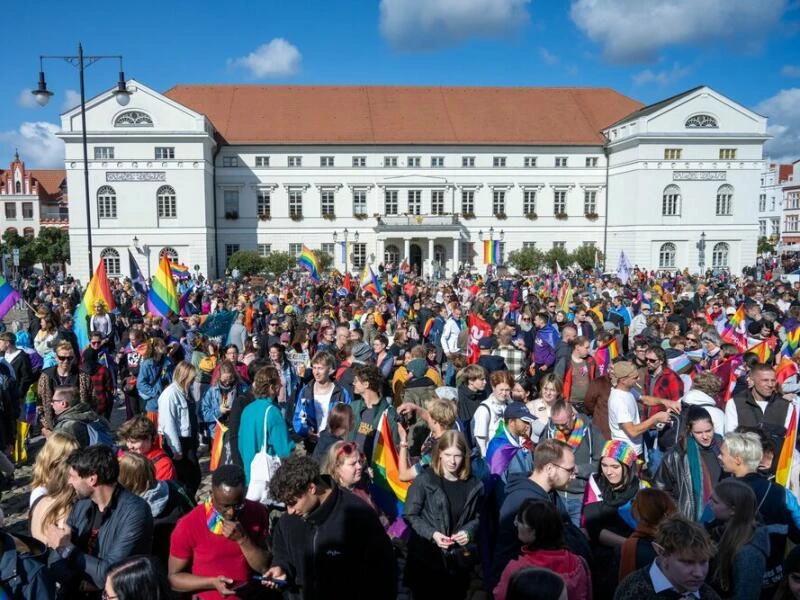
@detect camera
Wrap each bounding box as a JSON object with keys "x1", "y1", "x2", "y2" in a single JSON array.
[{"x1": 398, "y1": 411, "x2": 417, "y2": 429}]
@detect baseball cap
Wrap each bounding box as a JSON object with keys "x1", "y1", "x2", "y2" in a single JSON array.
[
  {"x1": 504, "y1": 403, "x2": 535, "y2": 425},
  {"x1": 611, "y1": 361, "x2": 638, "y2": 379},
  {"x1": 478, "y1": 336, "x2": 496, "y2": 350}
]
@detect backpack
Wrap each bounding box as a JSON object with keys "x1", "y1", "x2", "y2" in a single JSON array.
[{"x1": 86, "y1": 418, "x2": 115, "y2": 448}]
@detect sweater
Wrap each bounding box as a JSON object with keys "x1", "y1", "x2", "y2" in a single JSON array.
[
  {"x1": 238, "y1": 398, "x2": 295, "y2": 485},
  {"x1": 614, "y1": 564, "x2": 721, "y2": 600},
  {"x1": 494, "y1": 547, "x2": 592, "y2": 600}
]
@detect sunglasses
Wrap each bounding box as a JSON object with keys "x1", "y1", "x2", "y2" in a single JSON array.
[
  {"x1": 57, "y1": 355, "x2": 74, "y2": 361},
  {"x1": 336, "y1": 442, "x2": 358, "y2": 457},
  {"x1": 269, "y1": 322, "x2": 279, "y2": 326},
  {"x1": 645, "y1": 358, "x2": 661, "y2": 364}
]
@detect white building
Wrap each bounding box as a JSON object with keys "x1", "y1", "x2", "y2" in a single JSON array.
[
  {"x1": 759, "y1": 163, "x2": 792, "y2": 245},
  {"x1": 59, "y1": 82, "x2": 767, "y2": 280},
  {"x1": 783, "y1": 160, "x2": 800, "y2": 246}
]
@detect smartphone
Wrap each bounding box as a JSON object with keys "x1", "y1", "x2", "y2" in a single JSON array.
[{"x1": 252, "y1": 575, "x2": 288, "y2": 588}]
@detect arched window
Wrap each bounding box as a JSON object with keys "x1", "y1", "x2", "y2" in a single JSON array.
[
  {"x1": 114, "y1": 111, "x2": 153, "y2": 127},
  {"x1": 384, "y1": 244, "x2": 400, "y2": 266},
  {"x1": 97, "y1": 186, "x2": 117, "y2": 219},
  {"x1": 23, "y1": 227, "x2": 35, "y2": 239},
  {"x1": 716, "y1": 184, "x2": 733, "y2": 216},
  {"x1": 659, "y1": 243, "x2": 676, "y2": 269},
  {"x1": 712, "y1": 242, "x2": 729, "y2": 269},
  {"x1": 159, "y1": 247, "x2": 179, "y2": 262},
  {"x1": 15, "y1": 181, "x2": 21, "y2": 193},
  {"x1": 157, "y1": 185, "x2": 177, "y2": 219},
  {"x1": 5, "y1": 227, "x2": 18, "y2": 236},
  {"x1": 101, "y1": 248, "x2": 121, "y2": 276},
  {"x1": 662, "y1": 185, "x2": 680, "y2": 216},
  {"x1": 685, "y1": 114, "x2": 718, "y2": 128}
]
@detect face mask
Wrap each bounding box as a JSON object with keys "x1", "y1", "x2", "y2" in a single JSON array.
[{"x1": 520, "y1": 323, "x2": 533, "y2": 332}]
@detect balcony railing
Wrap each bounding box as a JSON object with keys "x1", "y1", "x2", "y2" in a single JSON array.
[{"x1": 378, "y1": 214, "x2": 459, "y2": 227}]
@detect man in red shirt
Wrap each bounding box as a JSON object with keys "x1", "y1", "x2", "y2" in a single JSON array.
[
  {"x1": 168, "y1": 464, "x2": 270, "y2": 599},
  {"x1": 118, "y1": 416, "x2": 176, "y2": 481}
]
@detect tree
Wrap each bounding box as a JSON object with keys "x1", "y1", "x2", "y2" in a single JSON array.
[
  {"x1": 544, "y1": 247, "x2": 571, "y2": 272},
  {"x1": 227, "y1": 250, "x2": 264, "y2": 276},
  {"x1": 506, "y1": 247, "x2": 545, "y2": 272},
  {"x1": 757, "y1": 236, "x2": 775, "y2": 254},
  {"x1": 262, "y1": 251, "x2": 296, "y2": 276},
  {"x1": 0, "y1": 229, "x2": 36, "y2": 268},
  {"x1": 33, "y1": 227, "x2": 70, "y2": 271},
  {"x1": 571, "y1": 245, "x2": 603, "y2": 271},
  {"x1": 317, "y1": 250, "x2": 333, "y2": 272}
]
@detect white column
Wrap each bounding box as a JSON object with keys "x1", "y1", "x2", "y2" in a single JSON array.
[
  {"x1": 452, "y1": 237, "x2": 459, "y2": 274},
  {"x1": 428, "y1": 238, "x2": 435, "y2": 278},
  {"x1": 376, "y1": 238, "x2": 385, "y2": 267},
  {"x1": 404, "y1": 238, "x2": 411, "y2": 262}
]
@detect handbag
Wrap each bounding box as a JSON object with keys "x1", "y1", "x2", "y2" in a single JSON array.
[{"x1": 245, "y1": 405, "x2": 283, "y2": 506}]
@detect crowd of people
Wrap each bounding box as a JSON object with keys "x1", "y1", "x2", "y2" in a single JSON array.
[{"x1": 2, "y1": 264, "x2": 800, "y2": 600}]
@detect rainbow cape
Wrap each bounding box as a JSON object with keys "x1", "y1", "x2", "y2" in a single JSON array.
[
  {"x1": 297, "y1": 245, "x2": 321, "y2": 283},
  {"x1": 0, "y1": 275, "x2": 20, "y2": 321},
  {"x1": 147, "y1": 254, "x2": 179, "y2": 318},
  {"x1": 483, "y1": 240, "x2": 500, "y2": 265},
  {"x1": 594, "y1": 338, "x2": 620, "y2": 377},
  {"x1": 74, "y1": 259, "x2": 117, "y2": 350},
  {"x1": 776, "y1": 403, "x2": 799, "y2": 488},
  {"x1": 370, "y1": 410, "x2": 410, "y2": 521},
  {"x1": 486, "y1": 421, "x2": 527, "y2": 476}
]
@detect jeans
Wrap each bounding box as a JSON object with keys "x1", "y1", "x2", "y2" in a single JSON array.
[
  {"x1": 643, "y1": 429, "x2": 663, "y2": 474},
  {"x1": 565, "y1": 497, "x2": 583, "y2": 528}
]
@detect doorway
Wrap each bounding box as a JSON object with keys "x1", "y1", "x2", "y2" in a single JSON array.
[{"x1": 410, "y1": 243, "x2": 423, "y2": 276}]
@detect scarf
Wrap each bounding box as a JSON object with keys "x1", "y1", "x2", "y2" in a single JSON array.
[
  {"x1": 204, "y1": 497, "x2": 224, "y2": 535},
  {"x1": 687, "y1": 436, "x2": 713, "y2": 521},
  {"x1": 553, "y1": 415, "x2": 587, "y2": 450},
  {"x1": 618, "y1": 521, "x2": 658, "y2": 582}
]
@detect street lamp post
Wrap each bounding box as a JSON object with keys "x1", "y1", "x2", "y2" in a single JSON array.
[
  {"x1": 697, "y1": 231, "x2": 707, "y2": 273},
  {"x1": 333, "y1": 228, "x2": 359, "y2": 274},
  {"x1": 132, "y1": 236, "x2": 152, "y2": 280},
  {"x1": 32, "y1": 44, "x2": 130, "y2": 280}
]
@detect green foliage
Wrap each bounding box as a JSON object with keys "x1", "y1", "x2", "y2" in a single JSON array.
[
  {"x1": 262, "y1": 251, "x2": 296, "y2": 276},
  {"x1": 571, "y1": 245, "x2": 602, "y2": 271},
  {"x1": 317, "y1": 250, "x2": 333, "y2": 272},
  {"x1": 757, "y1": 236, "x2": 775, "y2": 254},
  {"x1": 544, "y1": 247, "x2": 571, "y2": 272},
  {"x1": 33, "y1": 227, "x2": 70, "y2": 269},
  {"x1": 227, "y1": 250, "x2": 265, "y2": 276},
  {"x1": 506, "y1": 247, "x2": 545, "y2": 272}
]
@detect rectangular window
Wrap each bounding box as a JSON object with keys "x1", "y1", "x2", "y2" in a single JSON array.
[
  {"x1": 459, "y1": 241, "x2": 474, "y2": 264},
  {"x1": 461, "y1": 190, "x2": 475, "y2": 215},
  {"x1": 289, "y1": 189, "x2": 303, "y2": 217},
  {"x1": 352, "y1": 189, "x2": 367, "y2": 216},
  {"x1": 97, "y1": 196, "x2": 116, "y2": 219},
  {"x1": 320, "y1": 189, "x2": 336, "y2": 217},
  {"x1": 321, "y1": 243, "x2": 334, "y2": 259},
  {"x1": 225, "y1": 244, "x2": 240, "y2": 259},
  {"x1": 257, "y1": 243, "x2": 272, "y2": 257},
  {"x1": 257, "y1": 190, "x2": 271, "y2": 217},
  {"x1": 555, "y1": 157, "x2": 568, "y2": 168},
  {"x1": 664, "y1": 148, "x2": 682, "y2": 160},
  {"x1": 492, "y1": 190, "x2": 506, "y2": 215},
  {"x1": 583, "y1": 241, "x2": 596, "y2": 248},
  {"x1": 320, "y1": 156, "x2": 334, "y2": 167},
  {"x1": 584, "y1": 190, "x2": 597, "y2": 214},
  {"x1": 553, "y1": 190, "x2": 567, "y2": 214},
  {"x1": 499, "y1": 242, "x2": 506, "y2": 265},
  {"x1": 716, "y1": 190, "x2": 732, "y2": 216},
  {"x1": 663, "y1": 189, "x2": 679, "y2": 216},
  {"x1": 22, "y1": 202, "x2": 34, "y2": 219},
  {"x1": 719, "y1": 148, "x2": 737, "y2": 160},
  {"x1": 4, "y1": 203, "x2": 16, "y2": 219},
  {"x1": 493, "y1": 156, "x2": 506, "y2": 168},
  {"x1": 94, "y1": 147, "x2": 114, "y2": 160},
  {"x1": 408, "y1": 190, "x2": 421, "y2": 215},
  {"x1": 222, "y1": 156, "x2": 238, "y2": 167},
  {"x1": 585, "y1": 157, "x2": 598, "y2": 167},
  {"x1": 787, "y1": 215, "x2": 799, "y2": 233},
  {"x1": 431, "y1": 190, "x2": 445, "y2": 215},
  {"x1": 223, "y1": 190, "x2": 239, "y2": 216},
  {"x1": 255, "y1": 156, "x2": 270, "y2": 167},
  {"x1": 431, "y1": 156, "x2": 444, "y2": 168},
  {"x1": 759, "y1": 194, "x2": 766, "y2": 212},
  {"x1": 773, "y1": 218, "x2": 781, "y2": 235},
  {"x1": 523, "y1": 190, "x2": 537, "y2": 214},
  {"x1": 384, "y1": 156, "x2": 398, "y2": 168},
  {"x1": 771, "y1": 197, "x2": 777, "y2": 211},
  {"x1": 553, "y1": 241, "x2": 566, "y2": 249},
  {"x1": 759, "y1": 220, "x2": 767, "y2": 237},
  {"x1": 788, "y1": 193, "x2": 800, "y2": 210},
  {"x1": 288, "y1": 156, "x2": 302, "y2": 168},
  {"x1": 154, "y1": 147, "x2": 175, "y2": 160},
  {"x1": 352, "y1": 156, "x2": 366, "y2": 167},
  {"x1": 524, "y1": 156, "x2": 537, "y2": 168},
  {"x1": 523, "y1": 242, "x2": 536, "y2": 250},
  {"x1": 385, "y1": 190, "x2": 398, "y2": 215},
  {"x1": 289, "y1": 243, "x2": 302, "y2": 256},
  {"x1": 407, "y1": 156, "x2": 421, "y2": 168},
  {"x1": 351, "y1": 243, "x2": 366, "y2": 269},
  {"x1": 157, "y1": 192, "x2": 176, "y2": 219},
  {"x1": 462, "y1": 156, "x2": 475, "y2": 168}
]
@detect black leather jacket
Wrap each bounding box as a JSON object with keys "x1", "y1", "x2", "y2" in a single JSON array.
[{"x1": 653, "y1": 435, "x2": 722, "y2": 519}]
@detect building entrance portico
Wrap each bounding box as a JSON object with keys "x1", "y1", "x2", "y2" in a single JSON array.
[
  {"x1": 377, "y1": 234, "x2": 461, "y2": 279},
  {"x1": 409, "y1": 243, "x2": 423, "y2": 274}
]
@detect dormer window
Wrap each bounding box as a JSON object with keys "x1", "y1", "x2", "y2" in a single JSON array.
[{"x1": 685, "y1": 114, "x2": 718, "y2": 128}]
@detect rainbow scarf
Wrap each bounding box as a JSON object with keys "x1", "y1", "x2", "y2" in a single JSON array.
[
  {"x1": 552, "y1": 415, "x2": 587, "y2": 450},
  {"x1": 204, "y1": 497, "x2": 224, "y2": 535},
  {"x1": 687, "y1": 436, "x2": 714, "y2": 522}
]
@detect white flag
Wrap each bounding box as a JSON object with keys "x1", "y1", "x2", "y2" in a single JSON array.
[{"x1": 616, "y1": 250, "x2": 633, "y2": 285}]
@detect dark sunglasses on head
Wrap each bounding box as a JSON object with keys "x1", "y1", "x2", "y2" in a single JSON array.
[{"x1": 336, "y1": 442, "x2": 358, "y2": 457}]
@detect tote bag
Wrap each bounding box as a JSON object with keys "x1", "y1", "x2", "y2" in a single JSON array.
[{"x1": 245, "y1": 405, "x2": 283, "y2": 506}]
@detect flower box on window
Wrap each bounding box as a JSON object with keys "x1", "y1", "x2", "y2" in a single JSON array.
[
  {"x1": 461, "y1": 212, "x2": 475, "y2": 220},
  {"x1": 354, "y1": 213, "x2": 368, "y2": 220},
  {"x1": 584, "y1": 212, "x2": 599, "y2": 221},
  {"x1": 554, "y1": 212, "x2": 568, "y2": 221},
  {"x1": 322, "y1": 213, "x2": 336, "y2": 221},
  {"x1": 224, "y1": 211, "x2": 239, "y2": 220},
  {"x1": 496, "y1": 213, "x2": 508, "y2": 220},
  {"x1": 524, "y1": 212, "x2": 538, "y2": 221},
  {"x1": 258, "y1": 213, "x2": 271, "y2": 221},
  {"x1": 290, "y1": 214, "x2": 303, "y2": 222}
]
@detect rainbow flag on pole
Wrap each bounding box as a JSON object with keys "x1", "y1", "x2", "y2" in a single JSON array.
[
  {"x1": 147, "y1": 254, "x2": 179, "y2": 318},
  {"x1": 371, "y1": 410, "x2": 410, "y2": 521},
  {"x1": 483, "y1": 240, "x2": 500, "y2": 265},
  {"x1": 783, "y1": 325, "x2": 800, "y2": 358},
  {"x1": 0, "y1": 275, "x2": 21, "y2": 321},
  {"x1": 360, "y1": 265, "x2": 383, "y2": 297},
  {"x1": 170, "y1": 261, "x2": 191, "y2": 280},
  {"x1": 74, "y1": 259, "x2": 117, "y2": 351},
  {"x1": 776, "y1": 403, "x2": 799, "y2": 488},
  {"x1": 297, "y1": 245, "x2": 321, "y2": 283},
  {"x1": 594, "y1": 338, "x2": 620, "y2": 377}
]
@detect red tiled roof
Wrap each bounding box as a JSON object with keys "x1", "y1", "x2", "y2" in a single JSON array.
[
  {"x1": 163, "y1": 85, "x2": 643, "y2": 146},
  {"x1": 779, "y1": 164, "x2": 794, "y2": 184},
  {"x1": 29, "y1": 170, "x2": 65, "y2": 196}
]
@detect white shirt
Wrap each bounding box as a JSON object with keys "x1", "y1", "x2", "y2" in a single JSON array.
[
  {"x1": 608, "y1": 387, "x2": 643, "y2": 455},
  {"x1": 313, "y1": 386, "x2": 335, "y2": 432},
  {"x1": 441, "y1": 317, "x2": 461, "y2": 355},
  {"x1": 472, "y1": 396, "x2": 506, "y2": 457},
  {"x1": 648, "y1": 560, "x2": 700, "y2": 598}
]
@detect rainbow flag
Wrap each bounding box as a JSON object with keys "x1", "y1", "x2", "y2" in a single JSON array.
[
  {"x1": 147, "y1": 254, "x2": 179, "y2": 318},
  {"x1": 483, "y1": 240, "x2": 500, "y2": 265},
  {"x1": 74, "y1": 259, "x2": 117, "y2": 351},
  {"x1": 371, "y1": 410, "x2": 410, "y2": 513},
  {"x1": 557, "y1": 280, "x2": 573, "y2": 313},
  {"x1": 297, "y1": 245, "x2": 321, "y2": 283},
  {"x1": 776, "y1": 404, "x2": 798, "y2": 488},
  {"x1": 360, "y1": 265, "x2": 383, "y2": 297},
  {"x1": 747, "y1": 340, "x2": 771, "y2": 364},
  {"x1": 170, "y1": 262, "x2": 191, "y2": 279},
  {"x1": 0, "y1": 275, "x2": 20, "y2": 321},
  {"x1": 728, "y1": 304, "x2": 745, "y2": 329},
  {"x1": 776, "y1": 356, "x2": 799, "y2": 386},
  {"x1": 594, "y1": 338, "x2": 620, "y2": 377},
  {"x1": 783, "y1": 325, "x2": 800, "y2": 358}
]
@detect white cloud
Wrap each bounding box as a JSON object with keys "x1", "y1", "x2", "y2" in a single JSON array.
[
  {"x1": 782, "y1": 65, "x2": 800, "y2": 78},
  {"x1": 61, "y1": 89, "x2": 80, "y2": 112},
  {"x1": 17, "y1": 88, "x2": 39, "y2": 109},
  {"x1": 632, "y1": 63, "x2": 691, "y2": 86},
  {"x1": 0, "y1": 122, "x2": 64, "y2": 168},
  {"x1": 539, "y1": 47, "x2": 559, "y2": 65},
  {"x1": 756, "y1": 88, "x2": 800, "y2": 162},
  {"x1": 570, "y1": 0, "x2": 787, "y2": 63},
  {"x1": 380, "y1": 0, "x2": 530, "y2": 51},
  {"x1": 229, "y1": 39, "x2": 301, "y2": 78}
]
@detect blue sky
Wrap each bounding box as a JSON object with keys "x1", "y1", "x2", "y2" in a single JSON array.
[{"x1": 2, "y1": 0, "x2": 799, "y2": 167}]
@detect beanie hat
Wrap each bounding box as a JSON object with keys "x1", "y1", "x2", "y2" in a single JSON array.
[{"x1": 601, "y1": 440, "x2": 637, "y2": 468}]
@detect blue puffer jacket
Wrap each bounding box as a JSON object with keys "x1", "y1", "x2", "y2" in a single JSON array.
[{"x1": 292, "y1": 380, "x2": 352, "y2": 438}]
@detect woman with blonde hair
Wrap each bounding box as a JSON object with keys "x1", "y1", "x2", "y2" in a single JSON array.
[
  {"x1": 527, "y1": 373, "x2": 564, "y2": 422},
  {"x1": 37, "y1": 341, "x2": 93, "y2": 430},
  {"x1": 29, "y1": 431, "x2": 80, "y2": 543},
  {"x1": 157, "y1": 361, "x2": 200, "y2": 497}
]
